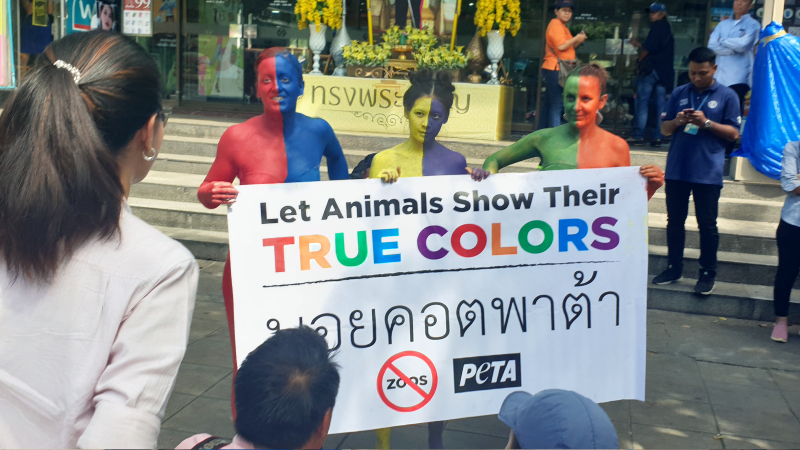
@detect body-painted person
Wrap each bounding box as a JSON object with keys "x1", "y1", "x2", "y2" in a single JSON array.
[
  {"x1": 368, "y1": 70, "x2": 486, "y2": 450},
  {"x1": 482, "y1": 63, "x2": 664, "y2": 198},
  {"x1": 369, "y1": 70, "x2": 487, "y2": 183},
  {"x1": 197, "y1": 47, "x2": 349, "y2": 413}
]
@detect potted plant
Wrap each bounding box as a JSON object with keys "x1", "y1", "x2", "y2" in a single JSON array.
[
  {"x1": 382, "y1": 25, "x2": 439, "y2": 57},
  {"x1": 473, "y1": 0, "x2": 521, "y2": 84},
  {"x1": 414, "y1": 46, "x2": 470, "y2": 81},
  {"x1": 342, "y1": 41, "x2": 392, "y2": 77},
  {"x1": 295, "y1": 0, "x2": 343, "y2": 74}
]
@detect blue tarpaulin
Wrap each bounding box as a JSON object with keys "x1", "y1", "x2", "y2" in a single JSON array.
[{"x1": 732, "y1": 22, "x2": 800, "y2": 179}]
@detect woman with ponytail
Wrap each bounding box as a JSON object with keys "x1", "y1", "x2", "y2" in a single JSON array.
[{"x1": 0, "y1": 30, "x2": 198, "y2": 448}]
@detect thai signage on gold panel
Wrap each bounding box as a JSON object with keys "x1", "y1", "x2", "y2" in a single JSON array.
[{"x1": 296, "y1": 76, "x2": 513, "y2": 141}]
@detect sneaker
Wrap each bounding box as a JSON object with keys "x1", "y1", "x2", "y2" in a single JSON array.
[
  {"x1": 772, "y1": 321, "x2": 789, "y2": 343},
  {"x1": 652, "y1": 265, "x2": 682, "y2": 285},
  {"x1": 650, "y1": 139, "x2": 662, "y2": 148},
  {"x1": 694, "y1": 271, "x2": 715, "y2": 295},
  {"x1": 626, "y1": 137, "x2": 646, "y2": 146}
]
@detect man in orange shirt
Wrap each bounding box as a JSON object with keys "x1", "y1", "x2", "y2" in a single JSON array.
[{"x1": 541, "y1": 0, "x2": 586, "y2": 129}]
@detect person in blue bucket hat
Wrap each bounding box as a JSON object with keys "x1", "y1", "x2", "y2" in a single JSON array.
[{"x1": 498, "y1": 389, "x2": 619, "y2": 449}]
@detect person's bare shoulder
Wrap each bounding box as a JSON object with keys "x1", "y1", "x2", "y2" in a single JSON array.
[
  {"x1": 368, "y1": 147, "x2": 397, "y2": 178},
  {"x1": 219, "y1": 118, "x2": 261, "y2": 145},
  {"x1": 605, "y1": 131, "x2": 632, "y2": 166}
]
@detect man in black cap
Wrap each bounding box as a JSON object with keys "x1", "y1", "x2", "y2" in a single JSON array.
[{"x1": 628, "y1": 2, "x2": 675, "y2": 148}]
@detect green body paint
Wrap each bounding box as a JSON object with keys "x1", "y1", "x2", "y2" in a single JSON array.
[{"x1": 484, "y1": 76, "x2": 584, "y2": 172}]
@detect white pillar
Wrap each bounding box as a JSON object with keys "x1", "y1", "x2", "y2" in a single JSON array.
[{"x1": 760, "y1": 0, "x2": 786, "y2": 27}]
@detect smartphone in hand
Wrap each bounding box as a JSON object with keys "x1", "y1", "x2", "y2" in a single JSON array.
[{"x1": 682, "y1": 108, "x2": 695, "y2": 115}]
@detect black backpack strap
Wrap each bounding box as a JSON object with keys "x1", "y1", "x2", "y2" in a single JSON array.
[{"x1": 191, "y1": 436, "x2": 231, "y2": 450}]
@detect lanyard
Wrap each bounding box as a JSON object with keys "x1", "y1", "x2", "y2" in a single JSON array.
[{"x1": 691, "y1": 91, "x2": 712, "y2": 111}]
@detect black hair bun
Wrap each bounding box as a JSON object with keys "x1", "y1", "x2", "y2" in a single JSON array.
[{"x1": 404, "y1": 69, "x2": 456, "y2": 114}]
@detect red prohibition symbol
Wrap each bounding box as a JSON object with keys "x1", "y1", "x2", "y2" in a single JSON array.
[{"x1": 377, "y1": 351, "x2": 438, "y2": 412}]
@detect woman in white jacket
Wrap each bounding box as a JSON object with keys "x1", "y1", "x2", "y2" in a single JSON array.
[{"x1": 0, "y1": 30, "x2": 198, "y2": 448}]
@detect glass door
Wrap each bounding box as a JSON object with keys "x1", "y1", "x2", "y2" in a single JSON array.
[
  {"x1": 570, "y1": 0, "x2": 708, "y2": 136},
  {"x1": 147, "y1": 0, "x2": 181, "y2": 106},
  {"x1": 180, "y1": 0, "x2": 245, "y2": 106}
]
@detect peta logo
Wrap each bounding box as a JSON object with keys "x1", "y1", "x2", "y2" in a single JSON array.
[{"x1": 453, "y1": 353, "x2": 522, "y2": 393}]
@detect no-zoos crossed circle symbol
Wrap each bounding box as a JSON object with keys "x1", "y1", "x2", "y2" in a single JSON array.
[{"x1": 377, "y1": 351, "x2": 438, "y2": 412}]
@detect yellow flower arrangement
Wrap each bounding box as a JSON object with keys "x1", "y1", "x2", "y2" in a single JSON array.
[
  {"x1": 474, "y1": 0, "x2": 521, "y2": 36},
  {"x1": 295, "y1": 0, "x2": 343, "y2": 31},
  {"x1": 342, "y1": 41, "x2": 392, "y2": 67},
  {"x1": 381, "y1": 25, "x2": 439, "y2": 51},
  {"x1": 415, "y1": 46, "x2": 469, "y2": 70}
]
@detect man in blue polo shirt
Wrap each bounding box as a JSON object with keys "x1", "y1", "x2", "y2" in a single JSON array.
[{"x1": 652, "y1": 47, "x2": 740, "y2": 295}]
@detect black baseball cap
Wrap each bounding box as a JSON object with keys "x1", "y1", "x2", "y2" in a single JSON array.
[{"x1": 555, "y1": 0, "x2": 575, "y2": 10}]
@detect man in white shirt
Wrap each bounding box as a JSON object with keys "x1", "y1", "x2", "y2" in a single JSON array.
[{"x1": 708, "y1": 0, "x2": 761, "y2": 119}]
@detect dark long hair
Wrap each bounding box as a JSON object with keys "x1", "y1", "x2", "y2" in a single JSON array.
[
  {"x1": 403, "y1": 70, "x2": 456, "y2": 118},
  {"x1": 0, "y1": 30, "x2": 161, "y2": 282}
]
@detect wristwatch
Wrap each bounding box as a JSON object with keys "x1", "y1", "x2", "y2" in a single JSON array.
[{"x1": 704, "y1": 119, "x2": 712, "y2": 129}]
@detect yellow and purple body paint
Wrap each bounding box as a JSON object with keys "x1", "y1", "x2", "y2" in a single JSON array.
[{"x1": 369, "y1": 97, "x2": 468, "y2": 179}]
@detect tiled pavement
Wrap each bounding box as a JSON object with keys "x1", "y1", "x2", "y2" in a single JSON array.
[{"x1": 158, "y1": 260, "x2": 800, "y2": 449}]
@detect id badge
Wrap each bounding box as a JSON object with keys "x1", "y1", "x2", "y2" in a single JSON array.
[{"x1": 684, "y1": 123, "x2": 699, "y2": 135}]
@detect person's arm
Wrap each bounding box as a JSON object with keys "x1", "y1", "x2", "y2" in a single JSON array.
[
  {"x1": 76, "y1": 259, "x2": 199, "y2": 449},
  {"x1": 482, "y1": 131, "x2": 544, "y2": 174},
  {"x1": 641, "y1": 22, "x2": 668, "y2": 55},
  {"x1": 687, "y1": 89, "x2": 740, "y2": 142},
  {"x1": 368, "y1": 151, "x2": 400, "y2": 183},
  {"x1": 719, "y1": 21, "x2": 761, "y2": 54},
  {"x1": 197, "y1": 129, "x2": 239, "y2": 208},
  {"x1": 661, "y1": 112, "x2": 690, "y2": 136},
  {"x1": 321, "y1": 122, "x2": 349, "y2": 180},
  {"x1": 549, "y1": 21, "x2": 585, "y2": 52},
  {"x1": 557, "y1": 32, "x2": 586, "y2": 51},
  {"x1": 640, "y1": 164, "x2": 665, "y2": 199},
  {"x1": 660, "y1": 91, "x2": 684, "y2": 137},
  {"x1": 781, "y1": 142, "x2": 800, "y2": 195},
  {"x1": 707, "y1": 24, "x2": 735, "y2": 55},
  {"x1": 685, "y1": 109, "x2": 739, "y2": 141}
]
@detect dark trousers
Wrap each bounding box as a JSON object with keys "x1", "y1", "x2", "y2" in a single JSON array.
[
  {"x1": 774, "y1": 219, "x2": 800, "y2": 317},
  {"x1": 540, "y1": 68, "x2": 564, "y2": 129},
  {"x1": 665, "y1": 180, "x2": 722, "y2": 277},
  {"x1": 726, "y1": 83, "x2": 749, "y2": 155},
  {"x1": 729, "y1": 83, "x2": 750, "y2": 116},
  {"x1": 395, "y1": 0, "x2": 422, "y2": 28}
]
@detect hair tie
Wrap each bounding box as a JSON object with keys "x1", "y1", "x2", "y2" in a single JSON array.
[{"x1": 53, "y1": 60, "x2": 82, "y2": 84}]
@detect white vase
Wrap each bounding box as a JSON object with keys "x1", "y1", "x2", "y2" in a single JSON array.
[
  {"x1": 330, "y1": 23, "x2": 350, "y2": 76},
  {"x1": 486, "y1": 30, "x2": 504, "y2": 85},
  {"x1": 309, "y1": 24, "x2": 328, "y2": 75}
]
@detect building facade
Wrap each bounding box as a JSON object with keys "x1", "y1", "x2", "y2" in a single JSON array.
[{"x1": 2, "y1": 0, "x2": 797, "y2": 132}]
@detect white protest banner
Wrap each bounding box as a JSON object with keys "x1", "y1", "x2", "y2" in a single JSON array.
[{"x1": 228, "y1": 167, "x2": 648, "y2": 434}]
